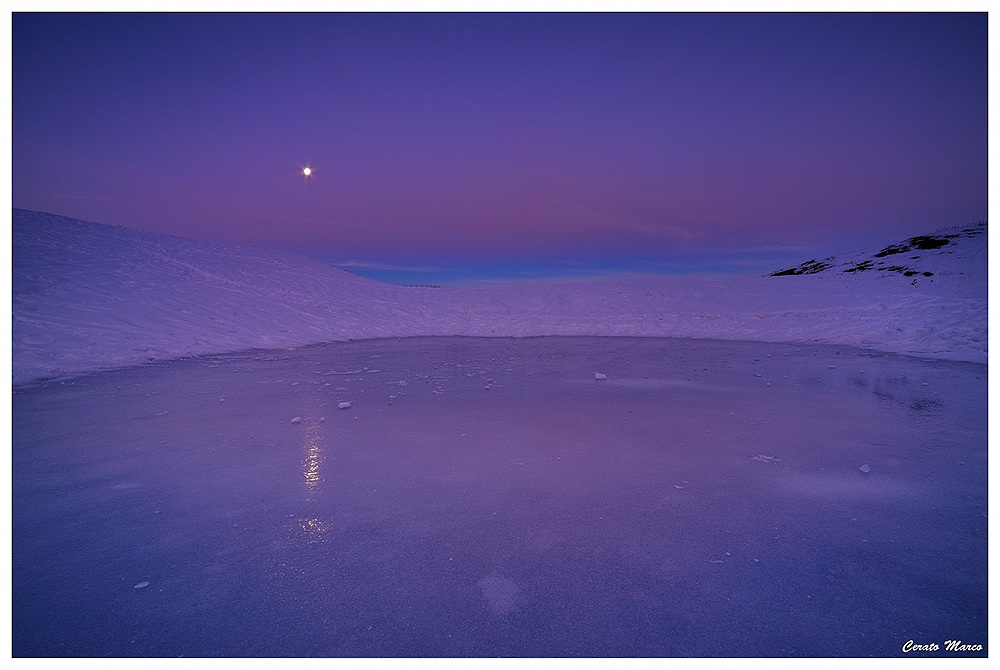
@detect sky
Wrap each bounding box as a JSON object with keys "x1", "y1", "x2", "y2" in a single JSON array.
[{"x1": 12, "y1": 11, "x2": 988, "y2": 284}]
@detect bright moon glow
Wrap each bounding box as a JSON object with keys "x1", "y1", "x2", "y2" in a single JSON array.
[{"x1": 302, "y1": 167, "x2": 312, "y2": 177}]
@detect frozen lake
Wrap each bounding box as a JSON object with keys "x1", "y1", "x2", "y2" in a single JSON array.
[{"x1": 12, "y1": 336, "x2": 987, "y2": 657}]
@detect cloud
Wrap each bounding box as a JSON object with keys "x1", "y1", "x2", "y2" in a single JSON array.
[{"x1": 332, "y1": 260, "x2": 452, "y2": 273}]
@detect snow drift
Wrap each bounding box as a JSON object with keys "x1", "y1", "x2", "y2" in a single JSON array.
[{"x1": 11, "y1": 209, "x2": 987, "y2": 385}]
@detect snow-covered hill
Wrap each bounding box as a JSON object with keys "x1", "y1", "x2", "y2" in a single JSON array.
[
  {"x1": 11, "y1": 209, "x2": 988, "y2": 385},
  {"x1": 769, "y1": 222, "x2": 987, "y2": 282}
]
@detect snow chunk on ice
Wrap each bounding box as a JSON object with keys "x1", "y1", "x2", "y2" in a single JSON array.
[
  {"x1": 338, "y1": 401, "x2": 352, "y2": 410},
  {"x1": 595, "y1": 372, "x2": 608, "y2": 380},
  {"x1": 290, "y1": 416, "x2": 303, "y2": 424}
]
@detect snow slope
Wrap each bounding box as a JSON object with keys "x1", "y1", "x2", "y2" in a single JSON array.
[{"x1": 11, "y1": 209, "x2": 987, "y2": 385}]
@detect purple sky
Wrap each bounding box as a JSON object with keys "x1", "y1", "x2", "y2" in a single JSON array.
[{"x1": 13, "y1": 12, "x2": 987, "y2": 282}]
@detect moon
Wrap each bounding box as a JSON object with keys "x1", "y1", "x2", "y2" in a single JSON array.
[{"x1": 302, "y1": 166, "x2": 312, "y2": 177}]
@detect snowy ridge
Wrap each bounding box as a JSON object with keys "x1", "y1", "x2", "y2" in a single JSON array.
[
  {"x1": 12, "y1": 209, "x2": 987, "y2": 385},
  {"x1": 769, "y1": 222, "x2": 987, "y2": 282}
]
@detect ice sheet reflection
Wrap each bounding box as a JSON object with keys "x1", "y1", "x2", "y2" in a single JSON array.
[{"x1": 302, "y1": 422, "x2": 323, "y2": 494}]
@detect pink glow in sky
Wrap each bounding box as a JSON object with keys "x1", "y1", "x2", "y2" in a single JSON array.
[{"x1": 12, "y1": 12, "x2": 987, "y2": 281}]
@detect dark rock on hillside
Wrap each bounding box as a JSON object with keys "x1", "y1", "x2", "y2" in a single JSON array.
[{"x1": 768, "y1": 222, "x2": 986, "y2": 280}]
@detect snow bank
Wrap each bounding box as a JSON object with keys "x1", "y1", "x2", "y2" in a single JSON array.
[{"x1": 11, "y1": 209, "x2": 987, "y2": 385}]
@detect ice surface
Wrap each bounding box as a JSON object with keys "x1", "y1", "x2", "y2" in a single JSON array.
[{"x1": 12, "y1": 337, "x2": 987, "y2": 657}]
